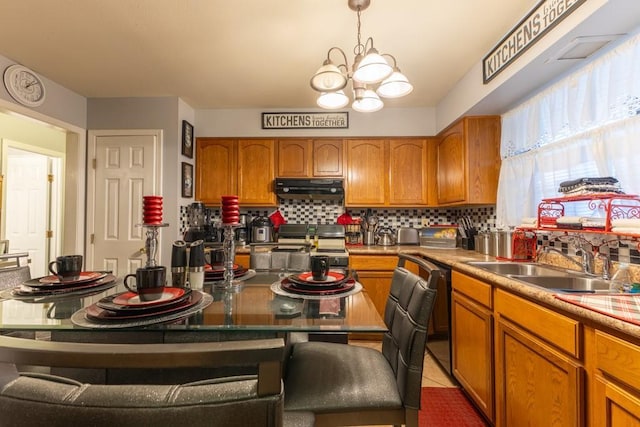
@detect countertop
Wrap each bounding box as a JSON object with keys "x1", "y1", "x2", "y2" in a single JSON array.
[
  {"x1": 353, "y1": 244, "x2": 640, "y2": 341},
  {"x1": 235, "y1": 243, "x2": 640, "y2": 340}
]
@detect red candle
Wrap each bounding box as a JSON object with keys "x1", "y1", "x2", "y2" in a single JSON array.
[
  {"x1": 221, "y1": 195, "x2": 239, "y2": 225},
  {"x1": 143, "y1": 195, "x2": 163, "y2": 224}
]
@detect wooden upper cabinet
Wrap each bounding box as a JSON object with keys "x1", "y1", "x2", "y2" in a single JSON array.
[
  {"x1": 345, "y1": 139, "x2": 388, "y2": 206},
  {"x1": 388, "y1": 138, "x2": 429, "y2": 206},
  {"x1": 237, "y1": 139, "x2": 276, "y2": 205},
  {"x1": 195, "y1": 138, "x2": 237, "y2": 205},
  {"x1": 437, "y1": 123, "x2": 466, "y2": 204},
  {"x1": 277, "y1": 139, "x2": 312, "y2": 177},
  {"x1": 313, "y1": 139, "x2": 343, "y2": 177},
  {"x1": 277, "y1": 139, "x2": 343, "y2": 177},
  {"x1": 437, "y1": 116, "x2": 501, "y2": 206}
]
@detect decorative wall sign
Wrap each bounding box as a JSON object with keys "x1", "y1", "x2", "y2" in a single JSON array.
[
  {"x1": 181, "y1": 162, "x2": 193, "y2": 198},
  {"x1": 262, "y1": 112, "x2": 349, "y2": 129},
  {"x1": 482, "y1": 0, "x2": 586, "y2": 83},
  {"x1": 182, "y1": 120, "x2": 194, "y2": 158}
]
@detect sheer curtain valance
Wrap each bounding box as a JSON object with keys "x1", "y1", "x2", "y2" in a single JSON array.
[{"x1": 497, "y1": 31, "x2": 640, "y2": 228}]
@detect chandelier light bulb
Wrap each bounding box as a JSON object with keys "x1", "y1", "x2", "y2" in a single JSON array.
[
  {"x1": 310, "y1": 62, "x2": 348, "y2": 92},
  {"x1": 352, "y1": 48, "x2": 393, "y2": 84},
  {"x1": 376, "y1": 71, "x2": 413, "y2": 98},
  {"x1": 352, "y1": 89, "x2": 383, "y2": 112},
  {"x1": 317, "y1": 91, "x2": 350, "y2": 109}
]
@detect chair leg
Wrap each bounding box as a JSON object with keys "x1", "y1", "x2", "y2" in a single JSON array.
[{"x1": 405, "y1": 408, "x2": 419, "y2": 427}]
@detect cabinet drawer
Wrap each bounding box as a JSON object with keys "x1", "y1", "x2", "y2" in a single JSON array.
[
  {"x1": 495, "y1": 289, "x2": 581, "y2": 358},
  {"x1": 595, "y1": 330, "x2": 640, "y2": 390},
  {"x1": 452, "y1": 271, "x2": 492, "y2": 308},
  {"x1": 350, "y1": 255, "x2": 398, "y2": 271}
]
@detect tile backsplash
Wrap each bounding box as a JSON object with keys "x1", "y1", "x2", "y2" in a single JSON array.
[{"x1": 179, "y1": 199, "x2": 497, "y2": 234}]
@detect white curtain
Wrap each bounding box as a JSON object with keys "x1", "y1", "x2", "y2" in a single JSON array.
[{"x1": 497, "y1": 31, "x2": 640, "y2": 227}]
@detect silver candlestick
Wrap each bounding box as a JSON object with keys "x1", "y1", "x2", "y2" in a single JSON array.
[
  {"x1": 213, "y1": 223, "x2": 243, "y2": 291},
  {"x1": 139, "y1": 223, "x2": 168, "y2": 267}
]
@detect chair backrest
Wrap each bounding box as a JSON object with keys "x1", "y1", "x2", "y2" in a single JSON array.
[
  {"x1": 381, "y1": 253, "x2": 440, "y2": 410},
  {"x1": 0, "y1": 254, "x2": 31, "y2": 291},
  {"x1": 0, "y1": 336, "x2": 285, "y2": 427}
]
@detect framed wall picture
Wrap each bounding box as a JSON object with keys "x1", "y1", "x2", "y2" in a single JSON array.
[
  {"x1": 182, "y1": 120, "x2": 194, "y2": 158},
  {"x1": 181, "y1": 162, "x2": 193, "y2": 198}
]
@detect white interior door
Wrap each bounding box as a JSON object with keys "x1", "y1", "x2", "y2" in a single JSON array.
[
  {"x1": 87, "y1": 130, "x2": 162, "y2": 276},
  {"x1": 4, "y1": 147, "x2": 49, "y2": 277}
]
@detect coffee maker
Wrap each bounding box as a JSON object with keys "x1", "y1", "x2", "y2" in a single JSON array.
[
  {"x1": 235, "y1": 214, "x2": 249, "y2": 245},
  {"x1": 184, "y1": 201, "x2": 207, "y2": 242}
]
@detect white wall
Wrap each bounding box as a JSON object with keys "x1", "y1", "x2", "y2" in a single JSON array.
[
  {"x1": 195, "y1": 107, "x2": 437, "y2": 138},
  {"x1": 0, "y1": 55, "x2": 87, "y2": 129},
  {"x1": 87, "y1": 97, "x2": 183, "y2": 245},
  {"x1": 435, "y1": 0, "x2": 640, "y2": 131}
]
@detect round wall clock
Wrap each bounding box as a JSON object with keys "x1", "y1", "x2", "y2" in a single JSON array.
[{"x1": 3, "y1": 64, "x2": 46, "y2": 107}]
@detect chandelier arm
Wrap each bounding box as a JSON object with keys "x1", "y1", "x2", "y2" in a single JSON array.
[
  {"x1": 327, "y1": 47, "x2": 350, "y2": 71},
  {"x1": 380, "y1": 53, "x2": 398, "y2": 68}
]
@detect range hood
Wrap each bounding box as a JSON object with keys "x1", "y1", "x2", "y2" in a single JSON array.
[{"x1": 274, "y1": 178, "x2": 344, "y2": 201}]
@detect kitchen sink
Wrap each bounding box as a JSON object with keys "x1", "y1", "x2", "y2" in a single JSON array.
[
  {"x1": 509, "y1": 275, "x2": 611, "y2": 293},
  {"x1": 466, "y1": 261, "x2": 573, "y2": 277}
]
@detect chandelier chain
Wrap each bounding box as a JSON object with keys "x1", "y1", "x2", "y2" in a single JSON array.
[{"x1": 354, "y1": 6, "x2": 364, "y2": 57}]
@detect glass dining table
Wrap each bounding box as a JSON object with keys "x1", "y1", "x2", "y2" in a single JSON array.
[{"x1": 0, "y1": 270, "x2": 386, "y2": 340}]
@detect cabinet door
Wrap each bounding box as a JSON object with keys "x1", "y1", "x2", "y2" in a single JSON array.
[
  {"x1": 313, "y1": 139, "x2": 343, "y2": 177},
  {"x1": 345, "y1": 139, "x2": 388, "y2": 206},
  {"x1": 452, "y1": 290, "x2": 494, "y2": 422},
  {"x1": 195, "y1": 138, "x2": 237, "y2": 205},
  {"x1": 495, "y1": 318, "x2": 584, "y2": 427},
  {"x1": 237, "y1": 139, "x2": 276, "y2": 205},
  {"x1": 437, "y1": 122, "x2": 466, "y2": 204},
  {"x1": 388, "y1": 139, "x2": 428, "y2": 205},
  {"x1": 277, "y1": 139, "x2": 311, "y2": 177},
  {"x1": 592, "y1": 330, "x2": 640, "y2": 426}
]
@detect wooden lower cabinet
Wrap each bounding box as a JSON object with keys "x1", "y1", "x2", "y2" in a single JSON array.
[
  {"x1": 592, "y1": 330, "x2": 640, "y2": 426},
  {"x1": 494, "y1": 289, "x2": 584, "y2": 427},
  {"x1": 451, "y1": 271, "x2": 494, "y2": 423},
  {"x1": 495, "y1": 317, "x2": 584, "y2": 427},
  {"x1": 234, "y1": 253, "x2": 250, "y2": 269}
]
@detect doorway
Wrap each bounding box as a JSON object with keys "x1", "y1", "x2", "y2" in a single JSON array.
[
  {"x1": 1, "y1": 142, "x2": 63, "y2": 278},
  {"x1": 86, "y1": 130, "x2": 162, "y2": 276}
]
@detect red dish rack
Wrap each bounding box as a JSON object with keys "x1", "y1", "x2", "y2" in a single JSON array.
[{"x1": 536, "y1": 193, "x2": 640, "y2": 233}]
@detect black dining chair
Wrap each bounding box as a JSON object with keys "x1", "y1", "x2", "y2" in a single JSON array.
[
  {"x1": 0, "y1": 335, "x2": 314, "y2": 427},
  {"x1": 283, "y1": 253, "x2": 440, "y2": 427}
]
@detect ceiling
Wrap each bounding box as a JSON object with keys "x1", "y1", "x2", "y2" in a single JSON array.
[{"x1": 0, "y1": 0, "x2": 540, "y2": 110}]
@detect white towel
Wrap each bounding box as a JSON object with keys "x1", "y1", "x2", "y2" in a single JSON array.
[
  {"x1": 611, "y1": 227, "x2": 640, "y2": 234},
  {"x1": 520, "y1": 217, "x2": 538, "y2": 225},
  {"x1": 556, "y1": 216, "x2": 584, "y2": 224},
  {"x1": 611, "y1": 218, "x2": 640, "y2": 228}
]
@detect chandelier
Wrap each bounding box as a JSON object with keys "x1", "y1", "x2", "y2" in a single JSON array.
[{"x1": 310, "y1": 0, "x2": 413, "y2": 113}]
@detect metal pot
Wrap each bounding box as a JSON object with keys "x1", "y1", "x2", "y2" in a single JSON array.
[
  {"x1": 376, "y1": 227, "x2": 396, "y2": 246},
  {"x1": 493, "y1": 230, "x2": 514, "y2": 259}
]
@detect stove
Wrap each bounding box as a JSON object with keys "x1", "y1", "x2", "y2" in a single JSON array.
[
  {"x1": 311, "y1": 224, "x2": 349, "y2": 268},
  {"x1": 276, "y1": 224, "x2": 349, "y2": 268}
]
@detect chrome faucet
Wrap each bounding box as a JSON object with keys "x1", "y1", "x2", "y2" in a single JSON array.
[
  {"x1": 539, "y1": 245, "x2": 596, "y2": 275},
  {"x1": 595, "y1": 252, "x2": 611, "y2": 280}
]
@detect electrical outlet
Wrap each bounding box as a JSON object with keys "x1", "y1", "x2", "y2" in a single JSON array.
[{"x1": 421, "y1": 218, "x2": 429, "y2": 227}]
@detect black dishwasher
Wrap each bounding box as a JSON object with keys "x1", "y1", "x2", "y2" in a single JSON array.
[{"x1": 425, "y1": 259, "x2": 455, "y2": 378}]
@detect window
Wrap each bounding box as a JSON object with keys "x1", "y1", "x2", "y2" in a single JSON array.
[{"x1": 497, "y1": 31, "x2": 640, "y2": 227}]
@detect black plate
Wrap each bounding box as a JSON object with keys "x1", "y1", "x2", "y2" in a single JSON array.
[
  {"x1": 96, "y1": 288, "x2": 192, "y2": 313},
  {"x1": 86, "y1": 291, "x2": 203, "y2": 321}
]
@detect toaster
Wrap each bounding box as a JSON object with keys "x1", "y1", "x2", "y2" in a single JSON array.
[{"x1": 396, "y1": 227, "x2": 419, "y2": 245}]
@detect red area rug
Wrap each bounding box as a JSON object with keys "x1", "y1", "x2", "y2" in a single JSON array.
[{"x1": 419, "y1": 387, "x2": 488, "y2": 427}]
